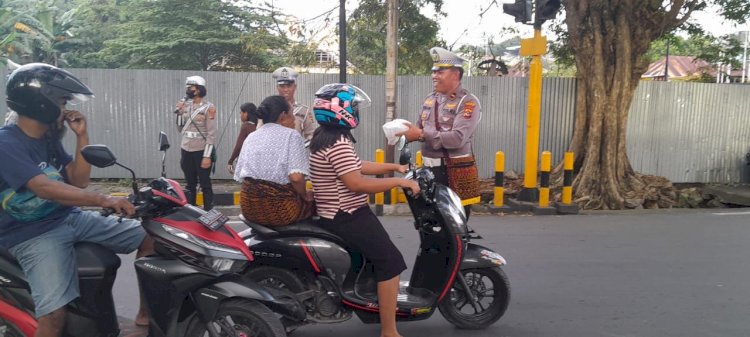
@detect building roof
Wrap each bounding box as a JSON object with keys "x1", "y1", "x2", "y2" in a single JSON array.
[{"x1": 642, "y1": 56, "x2": 714, "y2": 79}]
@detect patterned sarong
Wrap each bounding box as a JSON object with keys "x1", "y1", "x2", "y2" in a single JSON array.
[{"x1": 240, "y1": 177, "x2": 314, "y2": 227}]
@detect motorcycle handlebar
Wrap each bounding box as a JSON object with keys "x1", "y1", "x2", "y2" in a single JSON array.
[
  {"x1": 99, "y1": 200, "x2": 151, "y2": 219},
  {"x1": 99, "y1": 208, "x2": 116, "y2": 217}
]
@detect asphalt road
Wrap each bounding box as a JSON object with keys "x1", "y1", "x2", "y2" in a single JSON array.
[{"x1": 113, "y1": 209, "x2": 750, "y2": 337}]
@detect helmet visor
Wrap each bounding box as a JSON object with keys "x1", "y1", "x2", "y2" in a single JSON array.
[
  {"x1": 348, "y1": 84, "x2": 371, "y2": 109},
  {"x1": 63, "y1": 93, "x2": 94, "y2": 106}
]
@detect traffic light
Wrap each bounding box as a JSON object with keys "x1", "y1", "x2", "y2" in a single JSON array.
[
  {"x1": 503, "y1": 0, "x2": 532, "y2": 24},
  {"x1": 535, "y1": 0, "x2": 561, "y2": 25}
]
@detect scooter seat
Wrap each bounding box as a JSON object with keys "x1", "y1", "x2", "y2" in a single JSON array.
[
  {"x1": 239, "y1": 216, "x2": 343, "y2": 242},
  {"x1": 274, "y1": 221, "x2": 343, "y2": 241},
  {"x1": 0, "y1": 243, "x2": 120, "y2": 277},
  {"x1": 0, "y1": 248, "x2": 20, "y2": 268}
]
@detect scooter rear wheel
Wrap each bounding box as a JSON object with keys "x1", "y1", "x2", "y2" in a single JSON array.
[
  {"x1": 244, "y1": 266, "x2": 306, "y2": 334},
  {"x1": 0, "y1": 319, "x2": 25, "y2": 337},
  {"x1": 185, "y1": 299, "x2": 286, "y2": 337},
  {"x1": 438, "y1": 267, "x2": 510, "y2": 329}
]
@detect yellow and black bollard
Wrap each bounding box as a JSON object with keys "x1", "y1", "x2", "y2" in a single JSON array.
[
  {"x1": 532, "y1": 151, "x2": 556, "y2": 215},
  {"x1": 488, "y1": 150, "x2": 513, "y2": 214},
  {"x1": 555, "y1": 151, "x2": 580, "y2": 214},
  {"x1": 494, "y1": 151, "x2": 505, "y2": 207},
  {"x1": 539, "y1": 151, "x2": 551, "y2": 208},
  {"x1": 375, "y1": 149, "x2": 385, "y2": 216},
  {"x1": 562, "y1": 152, "x2": 574, "y2": 204}
]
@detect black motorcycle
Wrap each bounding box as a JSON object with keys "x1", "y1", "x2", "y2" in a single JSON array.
[
  {"x1": 0, "y1": 135, "x2": 302, "y2": 337},
  {"x1": 239, "y1": 136, "x2": 510, "y2": 331}
]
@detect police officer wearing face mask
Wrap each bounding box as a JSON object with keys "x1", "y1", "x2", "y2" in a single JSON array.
[{"x1": 173, "y1": 75, "x2": 216, "y2": 210}]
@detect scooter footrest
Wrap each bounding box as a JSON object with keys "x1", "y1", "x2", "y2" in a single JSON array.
[{"x1": 343, "y1": 286, "x2": 436, "y2": 309}]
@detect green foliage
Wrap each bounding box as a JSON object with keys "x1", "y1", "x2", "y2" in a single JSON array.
[
  {"x1": 0, "y1": 0, "x2": 79, "y2": 66},
  {"x1": 550, "y1": 1, "x2": 750, "y2": 76},
  {"x1": 347, "y1": 0, "x2": 444, "y2": 75},
  {"x1": 97, "y1": 0, "x2": 286, "y2": 71},
  {"x1": 644, "y1": 33, "x2": 745, "y2": 69},
  {"x1": 715, "y1": 0, "x2": 749, "y2": 23}
]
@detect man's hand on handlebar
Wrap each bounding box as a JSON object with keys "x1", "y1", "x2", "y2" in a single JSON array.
[{"x1": 100, "y1": 195, "x2": 136, "y2": 216}]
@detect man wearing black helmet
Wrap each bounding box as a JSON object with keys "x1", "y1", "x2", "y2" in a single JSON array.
[{"x1": 0, "y1": 63, "x2": 154, "y2": 336}]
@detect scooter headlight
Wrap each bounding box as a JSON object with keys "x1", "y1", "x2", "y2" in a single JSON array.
[
  {"x1": 161, "y1": 225, "x2": 247, "y2": 272},
  {"x1": 204, "y1": 257, "x2": 242, "y2": 272},
  {"x1": 445, "y1": 188, "x2": 466, "y2": 224}
]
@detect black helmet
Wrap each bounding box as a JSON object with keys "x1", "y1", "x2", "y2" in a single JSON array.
[{"x1": 6, "y1": 63, "x2": 93, "y2": 124}]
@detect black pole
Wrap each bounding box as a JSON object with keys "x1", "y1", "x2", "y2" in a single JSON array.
[{"x1": 339, "y1": 0, "x2": 347, "y2": 83}]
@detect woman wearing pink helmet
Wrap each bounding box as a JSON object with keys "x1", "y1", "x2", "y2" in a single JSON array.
[{"x1": 309, "y1": 83, "x2": 420, "y2": 337}]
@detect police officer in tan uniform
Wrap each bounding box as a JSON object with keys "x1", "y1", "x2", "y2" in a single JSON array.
[
  {"x1": 174, "y1": 75, "x2": 216, "y2": 210},
  {"x1": 400, "y1": 47, "x2": 482, "y2": 216},
  {"x1": 271, "y1": 67, "x2": 317, "y2": 141}
]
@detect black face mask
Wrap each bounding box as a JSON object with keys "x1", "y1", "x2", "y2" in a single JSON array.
[{"x1": 186, "y1": 88, "x2": 196, "y2": 99}]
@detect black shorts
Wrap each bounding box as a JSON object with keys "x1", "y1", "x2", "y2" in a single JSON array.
[{"x1": 317, "y1": 206, "x2": 407, "y2": 282}]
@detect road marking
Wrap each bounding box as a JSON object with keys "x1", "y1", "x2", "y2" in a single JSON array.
[{"x1": 711, "y1": 211, "x2": 750, "y2": 216}]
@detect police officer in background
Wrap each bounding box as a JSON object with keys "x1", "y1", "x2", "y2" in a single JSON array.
[
  {"x1": 271, "y1": 67, "x2": 317, "y2": 141},
  {"x1": 399, "y1": 47, "x2": 482, "y2": 217},
  {"x1": 174, "y1": 75, "x2": 216, "y2": 210}
]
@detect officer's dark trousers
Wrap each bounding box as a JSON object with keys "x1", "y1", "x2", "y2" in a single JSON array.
[
  {"x1": 181, "y1": 149, "x2": 214, "y2": 210},
  {"x1": 426, "y1": 165, "x2": 471, "y2": 220}
]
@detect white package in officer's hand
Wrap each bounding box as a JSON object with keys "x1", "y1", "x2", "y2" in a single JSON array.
[{"x1": 382, "y1": 119, "x2": 411, "y2": 145}]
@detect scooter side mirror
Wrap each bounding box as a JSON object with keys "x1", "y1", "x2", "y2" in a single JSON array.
[
  {"x1": 399, "y1": 147, "x2": 412, "y2": 166},
  {"x1": 395, "y1": 135, "x2": 407, "y2": 151},
  {"x1": 158, "y1": 131, "x2": 170, "y2": 152},
  {"x1": 81, "y1": 145, "x2": 118, "y2": 168}
]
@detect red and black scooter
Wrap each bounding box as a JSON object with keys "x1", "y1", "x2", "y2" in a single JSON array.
[
  {"x1": 240, "y1": 136, "x2": 510, "y2": 332},
  {"x1": 0, "y1": 134, "x2": 303, "y2": 337}
]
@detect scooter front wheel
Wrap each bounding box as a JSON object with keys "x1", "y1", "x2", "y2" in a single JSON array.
[
  {"x1": 438, "y1": 267, "x2": 510, "y2": 329},
  {"x1": 186, "y1": 299, "x2": 286, "y2": 337}
]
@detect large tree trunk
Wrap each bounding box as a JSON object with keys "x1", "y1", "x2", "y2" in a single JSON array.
[{"x1": 560, "y1": 1, "x2": 695, "y2": 210}]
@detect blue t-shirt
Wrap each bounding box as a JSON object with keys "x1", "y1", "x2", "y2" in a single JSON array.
[{"x1": 0, "y1": 125, "x2": 74, "y2": 249}]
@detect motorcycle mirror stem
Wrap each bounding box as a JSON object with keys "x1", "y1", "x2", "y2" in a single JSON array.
[
  {"x1": 159, "y1": 131, "x2": 170, "y2": 178},
  {"x1": 80, "y1": 144, "x2": 139, "y2": 197},
  {"x1": 115, "y1": 162, "x2": 139, "y2": 198}
]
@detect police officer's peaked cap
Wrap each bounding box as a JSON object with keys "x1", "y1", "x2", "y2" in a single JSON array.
[
  {"x1": 430, "y1": 47, "x2": 465, "y2": 71},
  {"x1": 272, "y1": 67, "x2": 298, "y2": 84},
  {"x1": 185, "y1": 75, "x2": 206, "y2": 87}
]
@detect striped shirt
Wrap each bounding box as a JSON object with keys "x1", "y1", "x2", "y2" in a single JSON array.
[{"x1": 310, "y1": 137, "x2": 368, "y2": 219}]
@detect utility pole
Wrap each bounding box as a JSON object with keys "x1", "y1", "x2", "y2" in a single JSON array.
[
  {"x1": 339, "y1": 0, "x2": 347, "y2": 83},
  {"x1": 385, "y1": 0, "x2": 398, "y2": 167},
  {"x1": 503, "y1": 0, "x2": 560, "y2": 202},
  {"x1": 664, "y1": 38, "x2": 670, "y2": 82},
  {"x1": 742, "y1": 31, "x2": 748, "y2": 84}
]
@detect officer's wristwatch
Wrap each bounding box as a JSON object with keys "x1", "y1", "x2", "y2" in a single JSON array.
[{"x1": 417, "y1": 131, "x2": 425, "y2": 142}]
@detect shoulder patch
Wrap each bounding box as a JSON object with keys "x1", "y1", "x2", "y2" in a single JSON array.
[
  {"x1": 462, "y1": 101, "x2": 476, "y2": 119},
  {"x1": 208, "y1": 106, "x2": 216, "y2": 119}
]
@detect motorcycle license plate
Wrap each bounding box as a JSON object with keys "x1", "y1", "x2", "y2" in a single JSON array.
[{"x1": 198, "y1": 209, "x2": 229, "y2": 231}]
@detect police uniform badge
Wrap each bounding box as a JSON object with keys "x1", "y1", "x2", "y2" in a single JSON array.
[
  {"x1": 463, "y1": 101, "x2": 476, "y2": 119},
  {"x1": 272, "y1": 66, "x2": 297, "y2": 84}
]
